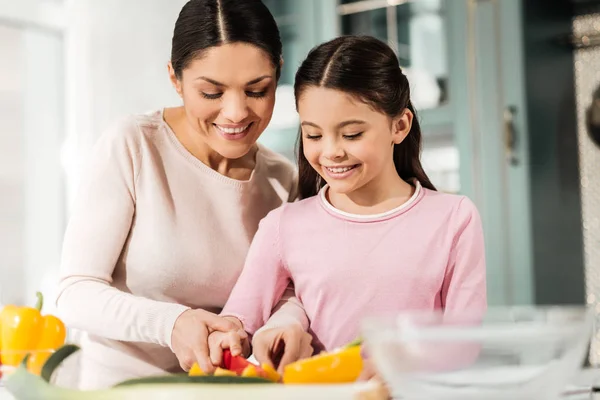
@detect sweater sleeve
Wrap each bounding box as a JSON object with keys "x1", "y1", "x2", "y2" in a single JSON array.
[
  {"x1": 441, "y1": 197, "x2": 487, "y2": 315},
  {"x1": 259, "y1": 170, "x2": 308, "y2": 332},
  {"x1": 220, "y1": 207, "x2": 292, "y2": 335},
  {"x1": 258, "y1": 285, "x2": 309, "y2": 333},
  {"x1": 55, "y1": 118, "x2": 189, "y2": 349}
]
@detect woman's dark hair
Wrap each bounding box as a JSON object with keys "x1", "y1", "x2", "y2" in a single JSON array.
[
  {"x1": 294, "y1": 35, "x2": 436, "y2": 199},
  {"x1": 171, "y1": 0, "x2": 282, "y2": 80}
]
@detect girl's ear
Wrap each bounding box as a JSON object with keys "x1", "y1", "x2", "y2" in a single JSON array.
[{"x1": 391, "y1": 108, "x2": 413, "y2": 144}]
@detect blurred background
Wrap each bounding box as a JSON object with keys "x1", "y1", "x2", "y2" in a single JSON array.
[{"x1": 1, "y1": 0, "x2": 600, "y2": 357}]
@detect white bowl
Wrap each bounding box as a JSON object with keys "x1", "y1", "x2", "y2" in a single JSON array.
[{"x1": 362, "y1": 306, "x2": 593, "y2": 400}]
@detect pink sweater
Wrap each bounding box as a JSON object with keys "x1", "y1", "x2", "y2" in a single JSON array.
[
  {"x1": 56, "y1": 110, "x2": 307, "y2": 389},
  {"x1": 221, "y1": 182, "x2": 487, "y2": 351}
]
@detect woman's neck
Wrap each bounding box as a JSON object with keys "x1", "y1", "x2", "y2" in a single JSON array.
[
  {"x1": 164, "y1": 107, "x2": 257, "y2": 180},
  {"x1": 327, "y1": 172, "x2": 415, "y2": 216}
]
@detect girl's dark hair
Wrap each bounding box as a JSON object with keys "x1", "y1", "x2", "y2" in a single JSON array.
[
  {"x1": 171, "y1": 0, "x2": 282, "y2": 80},
  {"x1": 294, "y1": 35, "x2": 436, "y2": 199}
]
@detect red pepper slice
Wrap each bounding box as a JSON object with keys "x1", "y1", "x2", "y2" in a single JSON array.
[{"x1": 221, "y1": 350, "x2": 268, "y2": 378}]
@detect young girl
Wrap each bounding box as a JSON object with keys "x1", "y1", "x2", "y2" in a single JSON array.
[{"x1": 208, "y1": 35, "x2": 487, "y2": 370}]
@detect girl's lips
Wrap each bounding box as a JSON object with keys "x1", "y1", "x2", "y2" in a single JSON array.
[{"x1": 322, "y1": 164, "x2": 360, "y2": 179}]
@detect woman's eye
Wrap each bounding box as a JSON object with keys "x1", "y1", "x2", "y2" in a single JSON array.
[
  {"x1": 246, "y1": 91, "x2": 267, "y2": 98},
  {"x1": 201, "y1": 92, "x2": 222, "y2": 100}
]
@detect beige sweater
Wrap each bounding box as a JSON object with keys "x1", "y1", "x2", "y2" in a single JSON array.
[{"x1": 56, "y1": 110, "x2": 305, "y2": 389}]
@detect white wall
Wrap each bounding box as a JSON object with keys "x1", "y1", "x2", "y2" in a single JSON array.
[
  {"x1": 0, "y1": 0, "x2": 64, "y2": 31},
  {"x1": 22, "y1": 28, "x2": 65, "y2": 312},
  {"x1": 0, "y1": 25, "x2": 27, "y2": 306},
  {"x1": 0, "y1": 22, "x2": 64, "y2": 309},
  {"x1": 63, "y1": 0, "x2": 187, "y2": 207}
]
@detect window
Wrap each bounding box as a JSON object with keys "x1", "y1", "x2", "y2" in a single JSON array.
[{"x1": 339, "y1": 0, "x2": 448, "y2": 110}]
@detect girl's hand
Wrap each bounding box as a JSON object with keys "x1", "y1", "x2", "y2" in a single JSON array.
[
  {"x1": 357, "y1": 359, "x2": 391, "y2": 400},
  {"x1": 251, "y1": 323, "x2": 313, "y2": 373}
]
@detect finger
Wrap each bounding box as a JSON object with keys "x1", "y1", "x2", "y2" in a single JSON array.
[
  {"x1": 193, "y1": 325, "x2": 215, "y2": 373},
  {"x1": 277, "y1": 334, "x2": 302, "y2": 374},
  {"x1": 236, "y1": 328, "x2": 248, "y2": 340},
  {"x1": 252, "y1": 335, "x2": 275, "y2": 368},
  {"x1": 208, "y1": 334, "x2": 224, "y2": 367},
  {"x1": 299, "y1": 334, "x2": 314, "y2": 360},
  {"x1": 206, "y1": 314, "x2": 239, "y2": 333},
  {"x1": 179, "y1": 355, "x2": 195, "y2": 372},
  {"x1": 357, "y1": 361, "x2": 376, "y2": 381},
  {"x1": 227, "y1": 331, "x2": 244, "y2": 357}
]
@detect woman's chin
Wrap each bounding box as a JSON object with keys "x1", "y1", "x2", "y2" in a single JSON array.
[{"x1": 209, "y1": 140, "x2": 258, "y2": 161}]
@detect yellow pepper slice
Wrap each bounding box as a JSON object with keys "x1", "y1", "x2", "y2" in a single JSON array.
[
  {"x1": 283, "y1": 345, "x2": 363, "y2": 384},
  {"x1": 188, "y1": 363, "x2": 205, "y2": 376},
  {"x1": 214, "y1": 367, "x2": 237, "y2": 377},
  {"x1": 241, "y1": 365, "x2": 258, "y2": 377},
  {"x1": 261, "y1": 363, "x2": 281, "y2": 382}
]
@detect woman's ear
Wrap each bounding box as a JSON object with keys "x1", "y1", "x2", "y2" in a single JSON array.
[
  {"x1": 168, "y1": 61, "x2": 183, "y2": 97},
  {"x1": 392, "y1": 108, "x2": 414, "y2": 145}
]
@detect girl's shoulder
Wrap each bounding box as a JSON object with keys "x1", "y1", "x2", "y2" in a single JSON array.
[
  {"x1": 419, "y1": 188, "x2": 482, "y2": 233},
  {"x1": 421, "y1": 188, "x2": 479, "y2": 214},
  {"x1": 259, "y1": 195, "x2": 321, "y2": 229}
]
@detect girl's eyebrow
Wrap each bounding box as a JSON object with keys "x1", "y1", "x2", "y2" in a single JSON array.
[{"x1": 301, "y1": 119, "x2": 367, "y2": 129}]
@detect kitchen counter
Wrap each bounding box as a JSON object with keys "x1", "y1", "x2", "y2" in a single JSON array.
[{"x1": 0, "y1": 369, "x2": 599, "y2": 399}]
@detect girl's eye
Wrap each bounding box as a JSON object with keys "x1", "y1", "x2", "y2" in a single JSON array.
[
  {"x1": 343, "y1": 132, "x2": 363, "y2": 140},
  {"x1": 305, "y1": 134, "x2": 322, "y2": 140}
]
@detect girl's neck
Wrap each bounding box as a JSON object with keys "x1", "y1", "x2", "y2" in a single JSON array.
[{"x1": 327, "y1": 172, "x2": 415, "y2": 216}]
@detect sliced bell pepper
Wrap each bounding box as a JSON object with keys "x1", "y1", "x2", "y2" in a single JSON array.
[
  {"x1": 188, "y1": 363, "x2": 205, "y2": 376},
  {"x1": 188, "y1": 350, "x2": 281, "y2": 382},
  {"x1": 213, "y1": 367, "x2": 237, "y2": 377},
  {"x1": 240, "y1": 365, "x2": 259, "y2": 377},
  {"x1": 260, "y1": 363, "x2": 282, "y2": 383},
  {"x1": 282, "y1": 341, "x2": 363, "y2": 384},
  {"x1": 222, "y1": 349, "x2": 258, "y2": 375},
  {"x1": 222, "y1": 350, "x2": 274, "y2": 380},
  {"x1": 0, "y1": 292, "x2": 66, "y2": 372}
]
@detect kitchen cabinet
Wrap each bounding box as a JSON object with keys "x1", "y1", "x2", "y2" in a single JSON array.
[{"x1": 261, "y1": 0, "x2": 585, "y2": 307}]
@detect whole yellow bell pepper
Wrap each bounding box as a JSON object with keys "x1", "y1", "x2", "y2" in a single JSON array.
[
  {"x1": 283, "y1": 342, "x2": 363, "y2": 384},
  {"x1": 0, "y1": 292, "x2": 66, "y2": 373}
]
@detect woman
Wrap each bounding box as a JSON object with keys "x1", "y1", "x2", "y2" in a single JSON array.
[{"x1": 56, "y1": 0, "x2": 312, "y2": 389}]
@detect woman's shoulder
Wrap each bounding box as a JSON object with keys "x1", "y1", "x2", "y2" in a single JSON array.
[{"x1": 96, "y1": 110, "x2": 164, "y2": 151}]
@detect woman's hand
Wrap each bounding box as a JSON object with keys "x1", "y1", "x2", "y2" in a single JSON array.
[
  {"x1": 207, "y1": 317, "x2": 250, "y2": 367},
  {"x1": 251, "y1": 324, "x2": 313, "y2": 373},
  {"x1": 171, "y1": 309, "x2": 239, "y2": 373}
]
